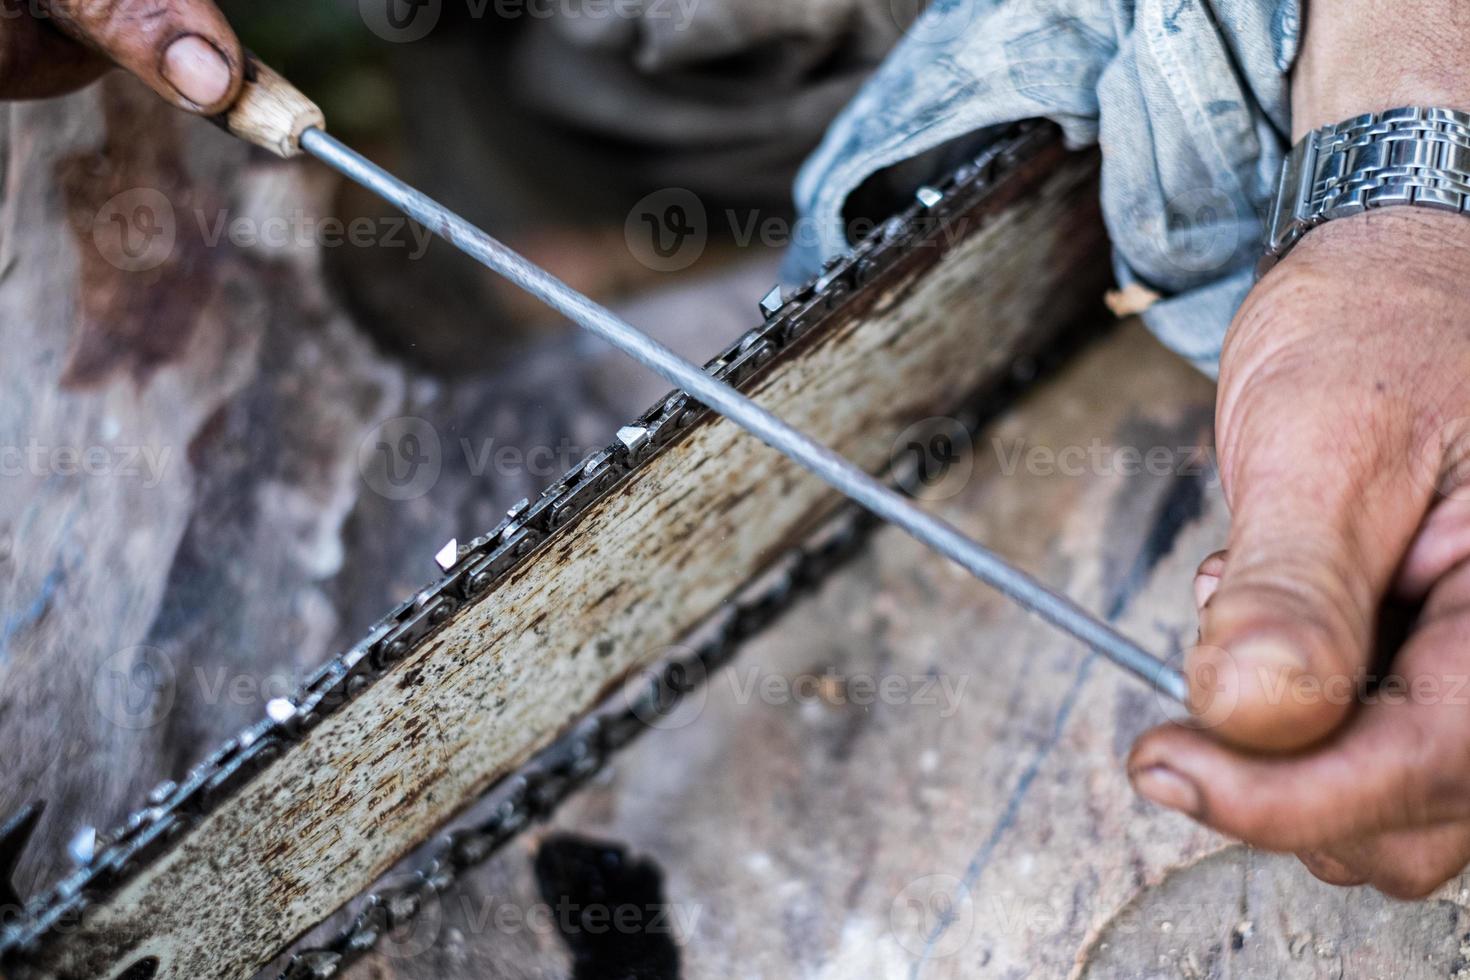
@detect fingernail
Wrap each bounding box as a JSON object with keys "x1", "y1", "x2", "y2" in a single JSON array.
[
  {"x1": 1192, "y1": 571, "x2": 1221, "y2": 611},
  {"x1": 1130, "y1": 765, "x2": 1203, "y2": 817},
  {"x1": 162, "y1": 35, "x2": 231, "y2": 108}
]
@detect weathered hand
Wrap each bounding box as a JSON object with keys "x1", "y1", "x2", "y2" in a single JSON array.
[
  {"x1": 1129, "y1": 207, "x2": 1470, "y2": 897},
  {"x1": 0, "y1": 0, "x2": 241, "y2": 111}
]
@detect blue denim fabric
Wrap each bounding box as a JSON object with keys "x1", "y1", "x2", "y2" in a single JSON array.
[{"x1": 784, "y1": 0, "x2": 1302, "y2": 377}]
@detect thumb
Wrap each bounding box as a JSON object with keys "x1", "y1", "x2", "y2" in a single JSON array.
[
  {"x1": 1195, "y1": 425, "x2": 1426, "y2": 751},
  {"x1": 43, "y1": 0, "x2": 243, "y2": 113}
]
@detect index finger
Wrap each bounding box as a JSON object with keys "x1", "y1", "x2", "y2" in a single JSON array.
[{"x1": 43, "y1": 0, "x2": 243, "y2": 112}]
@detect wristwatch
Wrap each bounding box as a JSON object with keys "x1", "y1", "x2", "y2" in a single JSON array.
[{"x1": 1260, "y1": 105, "x2": 1470, "y2": 275}]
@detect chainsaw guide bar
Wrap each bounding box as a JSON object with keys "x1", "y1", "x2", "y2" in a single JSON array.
[{"x1": 1, "y1": 123, "x2": 1109, "y2": 980}]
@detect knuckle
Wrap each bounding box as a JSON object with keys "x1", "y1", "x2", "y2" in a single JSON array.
[
  {"x1": 1207, "y1": 792, "x2": 1313, "y2": 852},
  {"x1": 107, "y1": 0, "x2": 168, "y2": 36},
  {"x1": 1297, "y1": 851, "x2": 1366, "y2": 888},
  {"x1": 1399, "y1": 710, "x2": 1470, "y2": 817},
  {"x1": 65, "y1": 0, "x2": 170, "y2": 47},
  {"x1": 1372, "y1": 865, "x2": 1448, "y2": 901},
  {"x1": 1206, "y1": 575, "x2": 1361, "y2": 674}
]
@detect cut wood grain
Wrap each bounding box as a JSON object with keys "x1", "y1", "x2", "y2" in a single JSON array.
[{"x1": 30, "y1": 147, "x2": 1110, "y2": 980}]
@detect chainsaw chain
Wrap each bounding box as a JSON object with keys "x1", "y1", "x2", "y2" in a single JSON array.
[
  {"x1": 273, "y1": 301, "x2": 1083, "y2": 980},
  {"x1": 276, "y1": 498, "x2": 882, "y2": 978},
  {"x1": 0, "y1": 121, "x2": 1059, "y2": 969}
]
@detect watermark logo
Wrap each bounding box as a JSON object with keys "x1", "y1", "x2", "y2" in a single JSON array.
[
  {"x1": 195, "y1": 209, "x2": 434, "y2": 259},
  {"x1": 726, "y1": 666, "x2": 968, "y2": 717},
  {"x1": 890, "y1": 873, "x2": 973, "y2": 958},
  {"x1": 622, "y1": 648, "x2": 709, "y2": 731},
  {"x1": 373, "y1": 877, "x2": 445, "y2": 960},
  {"x1": 361, "y1": 0, "x2": 443, "y2": 41},
  {"x1": 891, "y1": 0, "x2": 982, "y2": 46},
  {"x1": 357, "y1": 0, "x2": 702, "y2": 41},
  {"x1": 1178, "y1": 645, "x2": 1242, "y2": 731},
  {"x1": 618, "y1": 655, "x2": 967, "y2": 729},
  {"x1": 94, "y1": 645, "x2": 176, "y2": 731},
  {"x1": 358, "y1": 416, "x2": 443, "y2": 501},
  {"x1": 1410, "y1": 415, "x2": 1470, "y2": 501},
  {"x1": 354, "y1": 417, "x2": 605, "y2": 502},
  {"x1": 625, "y1": 188, "x2": 708, "y2": 272},
  {"x1": 1119, "y1": 186, "x2": 1245, "y2": 277},
  {"x1": 1162, "y1": 186, "x2": 1243, "y2": 274},
  {"x1": 892, "y1": 417, "x2": 975, "y2": 501},
  {"x1": 1139, "y1": 646, "x2": 1460, "y2": 731},
  {"x1": 93, "y1": 188, "x2": 176, "y2": 273}
]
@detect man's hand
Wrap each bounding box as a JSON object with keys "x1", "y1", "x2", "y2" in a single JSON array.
[
  {"x1": 1123, "y1": 0, "x2": 1470, "y2": 899},
  {"x1": 0, "y1": 0, "x2": 241, "y2": 111},
  {"x1": 1130, "y1": 206, "x2": 1470, "y2": 898}
]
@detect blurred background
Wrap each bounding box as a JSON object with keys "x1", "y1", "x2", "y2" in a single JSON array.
[{"x1": 222, "y1": 0, "x2": 921, "y2": 372}]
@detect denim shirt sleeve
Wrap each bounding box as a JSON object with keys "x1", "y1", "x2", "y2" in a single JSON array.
[{"x1": 784, "y1": 0, "x2": 1302, "y2": 378}]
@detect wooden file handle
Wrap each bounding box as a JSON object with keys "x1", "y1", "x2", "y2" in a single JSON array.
[{"x1": 219, "y1": 54, "x2": 325, "y2": 158}]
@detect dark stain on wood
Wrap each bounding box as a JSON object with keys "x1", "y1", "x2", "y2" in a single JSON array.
[
  {"x1": 55, "y1": 78, "x2": 220, "y2": 389},
  {"x1": 534, "y1": 835, "x2": 680, "y2": 980},
  {"x1": 713, "y1": 485, "x2": 755, "y2": 516},
  {"x1": 383, "y1": 776, "x2": 436, "y2": 821},
  {"x1": 1103, "y1": 410, "x2": 1213, "y2": 621},
  {"x1": 590, "y1": 585, "x2": 623, "y2": 610}
]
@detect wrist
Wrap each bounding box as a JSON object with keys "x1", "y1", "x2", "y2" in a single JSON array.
[
  {"x1": 1225, "y1": 207, "x2": 1470, "y2": 440},
  {"x1": 1293, "y1": 1, "x2": 1470, "y2": 137},
  {"x1": 1287, "y1": 207, "x2": 1470, "y2": 283}
]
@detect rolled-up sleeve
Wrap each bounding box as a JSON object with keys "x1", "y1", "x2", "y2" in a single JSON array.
[{"x1": 785, "y1": 0, "x2": 1302, "y2": 377}]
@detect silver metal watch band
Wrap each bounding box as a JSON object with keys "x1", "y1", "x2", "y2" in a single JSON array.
[{"x1": 1260, "y1": 106, "x2": 1470, "y2": 275}]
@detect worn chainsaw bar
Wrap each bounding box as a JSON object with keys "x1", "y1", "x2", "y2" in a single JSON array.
[
  {"x1": 1, "y1": 122, "x2": 1107, "y2": 979},
  {"x1": 271, "y1": 308, "x2": 1102, "y2": 979}
]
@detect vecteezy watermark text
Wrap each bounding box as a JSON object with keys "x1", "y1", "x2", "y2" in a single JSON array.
[
  {"x1": 724, "y1": 665, "x2": 968, "y2": 718},
  {"x1": 624, "y1": 189, "x2": 981, "y2": 272},
  {"x1": 92, "y1": 188, "x2": 435, "y2": 273},
  {"x1": 0, "y1": 440, "x2": 171, "y2": 488},
  {"x1": 625, "y1": 651, "x2": 971, "y2": 731},
  {"x1": 358, "y1": 0, "x2": 701, "y2": 43},
  {"x1": 358, "y1": 416, "x2": 598, "y2": 501},
  {"x1": 991, "y1": 437, "x2": 1218, "y2": 484},
  {"x1": 194, "y1": 209, "x2": 433, "y2": 260}
]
